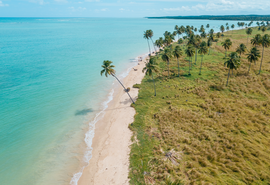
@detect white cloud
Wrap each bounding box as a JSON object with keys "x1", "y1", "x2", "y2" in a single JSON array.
[
  {"x1": 87, "y1": 0, "x2": 98, "y2": 1},
  {"x1": 55, "y1": 0, "x2": 68, "y2": 3},
  {"x1": 69, "y1": 6, "x2": 86, "y2": 11},
  {"x1": 29, "y1": 0, "x2": 45, "y2": 5},
  {"x1": 0, "y1": 1, "x2": 9, "y2": 7}
]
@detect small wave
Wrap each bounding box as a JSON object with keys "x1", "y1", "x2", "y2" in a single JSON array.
[{"x1": 70, "y1": 89, "x2": 114, "y2": 185}]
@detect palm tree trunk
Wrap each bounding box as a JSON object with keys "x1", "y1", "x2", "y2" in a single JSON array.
[
  {"x1": 208, "y1": 48, "x2": 211, "y2": 55},
  {"x1": 147, "y1": 39, "x2": 151, "y2": 56},
  {"x1": 189, "y1": 57, "x2": 191, "y2": 75},
  {"x1": 259, "y1": 46, "x2": 264, "y2": 74},
  {"x1": 248, "y1": 62, "x2": 251, "y2": 73},
  {"x1": 152, "y1": 75, "x2": 156, "y2": 96},
  {"x1": 232, "y1": 69, "x2": 233, "y2": 75},
  {"x1": 167, "y1": 60, "x2": 170, "y2": 77},
  {"x1": 195, "y1": 49, "x2": 197, "y2": 64},
  {"x1": 112, "y1": 74, "x2": 135, "y2": 104},
  {"x1": 150, "y1": 38, "x2": 157, "y2": 53},
  {"x1": 199, "y1": 55, "x2": 203, "y2": 75},
  {"x1": 247, "y1": 36, "x2": 248, "y2": 45},
  {"x1": 177, "y1": 57, "x2": 180, "y2": 77},
  {"x1": 226, "y1": 68, "x2": 230, "y2": 86},
  {"x1": 191, "y1": 57, "x2": 193, "y2": 69}
]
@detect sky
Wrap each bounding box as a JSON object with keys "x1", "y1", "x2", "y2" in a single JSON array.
[{"x1": 0, "y1": 0, "x2": 270, "y2": 17}]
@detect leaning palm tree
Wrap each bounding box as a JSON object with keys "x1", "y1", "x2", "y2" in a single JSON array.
[
  {"x1": 194, "y1": 35, "x2": 202, "y2": 64},
  {"x1": 251, "y1": 34, "x2": 262, "y2": 48},
  {"x1": 101, "y1": 60, "x2": 135, "y2": 104},
  {"x1": 148, "y1": 29, "x2": 157, "y2": 53},
  {"x1": 231, "y1": 24, "x2": 235, "y2": 33},
  {"x1": 185, "y1": 46, "x2": 195, "y2": 75},
  {"x1": 173, "y1": 46, "x2": 183, "y2": 77},
  {"x1": 198, "y1": 41, "x2": 208, "y2": 75},
  {"x1": 143, "y1": 30, "x2": 151, "y2": 56},
  {"x1": 221, "y1": 38, "x2": 232, "y2": 57},
  {"x1": 236, "y1": 43, "x2": 247, "y2": 56},
  {"x1": 246, "y1": 28, "x2": 253, "y2": 45},
  {"x1": 224, "y1": 52, "x2": 241, "y2": 86},
  {"x1": 142, "y1": 57, "x2": 159, "y2": 96},
  {"x1": 246, "y1": 47, "x2": 261, "y2": 74},
  {"x1": 161, "y1": 48, "x2": 172, "y2": 77},
  {"x1": 259, "y1": 34, "x2": 270, "y2": 74}
]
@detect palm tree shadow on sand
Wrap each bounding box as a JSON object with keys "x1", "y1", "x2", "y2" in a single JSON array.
[{"x1": 75, "y1": 108, "x2": 94, "y2": 116}]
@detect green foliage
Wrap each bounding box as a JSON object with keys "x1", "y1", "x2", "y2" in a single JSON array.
[{"x1": 129, "y1": 27, "x2": 270, "y2": 185}]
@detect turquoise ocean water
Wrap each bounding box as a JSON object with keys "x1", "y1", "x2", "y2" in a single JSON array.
[{"x1": 0, "y1": 18, "x2": 248, "y2": 185}]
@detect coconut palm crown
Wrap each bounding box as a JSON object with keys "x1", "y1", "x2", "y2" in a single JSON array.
[{"x1": 224, "y1": 52, "x2": 241, "y2": 86}]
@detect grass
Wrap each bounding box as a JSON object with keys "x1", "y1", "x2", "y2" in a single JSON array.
[{"x1": 129, "y1": 27, "x2": 270, "y2": 185}]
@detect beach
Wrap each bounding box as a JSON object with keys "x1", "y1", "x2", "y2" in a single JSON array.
[{"x1": 78, "y1": 55, "x2": 147, "y2": 185}]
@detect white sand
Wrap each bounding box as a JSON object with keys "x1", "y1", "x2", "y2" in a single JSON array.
[{"x1": 78, "y1": 56, "x2": 147, "y2": 185}]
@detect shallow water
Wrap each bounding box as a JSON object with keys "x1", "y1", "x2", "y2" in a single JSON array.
[{"x1": 0, "y1": 18, "x2": 248, "y2": 185}]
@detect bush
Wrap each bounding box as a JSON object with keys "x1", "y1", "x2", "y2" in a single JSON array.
[{"x1": 133, "y1": 84, "x2": 141, "y2": 88}]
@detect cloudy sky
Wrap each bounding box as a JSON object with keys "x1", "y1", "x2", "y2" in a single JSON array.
[{"x1": 0, "y1": 0, "x2": 269, "y2": 17}]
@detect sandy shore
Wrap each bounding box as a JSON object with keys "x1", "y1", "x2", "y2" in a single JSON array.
[{"x1": 78, "y1": 55, "x2": 148, "y2": 185}]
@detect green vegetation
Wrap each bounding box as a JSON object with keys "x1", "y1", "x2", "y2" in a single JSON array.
[
  {"x1": 146, "y1": 15, "x2": 270, "y2": 21},
  {"x1": 128, "y1": 27, "x2": 270, "y2": 184}
]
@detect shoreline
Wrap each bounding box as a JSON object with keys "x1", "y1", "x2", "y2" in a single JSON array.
[{"x1": 76, "y1": 53, "x2": 149, "y2": 185}]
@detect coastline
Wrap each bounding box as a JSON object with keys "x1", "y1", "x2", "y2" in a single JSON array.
[{"x1": 76, "y1": 54, "x2": 148, "y2": 185}]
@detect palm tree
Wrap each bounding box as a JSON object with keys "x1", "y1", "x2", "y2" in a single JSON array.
[
  {"x1": 231, "y1": 24, "x2": 235, "y2": 33},
  {"x1": 220, "y1": 25, "x2": 225, "y2": 34},
  {"x1": 200, "y1": 31, "x2": 206, "y2": 38},
  {"x1": 224, "y1": 52, "x2": 241, "y2": 86},
  {"x1": 236, "y1": 43, "x2": 247, "y2": 56},
  {"x1": 226, "y1": 26, "x2": 230, "y2": 32},
  {"x1": 206, "y1": 24, "x2": 210, "y2": 28},
  {"x1": 209, "y1": 29, "x2": 214, "y2": 35},
  {"x1": 194, "y1": 35, "x2": 201, "y2": 64},
  {"x1": 261, "y1": 26, "x2": 267, "y2": 33},
  {"x1": 101, "y1": 60, "x2": 135, "y2": 104},
  {"x1": 148, "y1": 29, "x2": 157, "y2": 53},
  {"x1": 176, "y1": 27, "x2": 182, "y2": 40},
  {"x1": 143, "y1": 30, "x2": 151, "y2": 56},
  {"x1": 216, "y1": 32, "x2": 221, "y2": 38},
  {"x1": 142, "y1": 57, "x2": 159, "y2": 96},
  {"x1": 173, "y1": 46, "x2": 183, "y2": 77},
  {"x1": 207, "y1": 38, "x2": 212, "y2": 55},
  {"x1": 155, "y1": 37, "x2": 164, "y2": 50},
  {"x1": 161, "y1": 48, "x2": 172, "y2": 77},
  {"x1": 221, "y1": 38, "x2": 232, "y2": 57},
  {"x1": 198, "y1": 41, "x2": 208, "y2": 75},
  {"x1": 246, "y1": 47, "x2": 261, "y2": 73},
  {"x1": 185, "y1": 46, "x2": 195, "y2": 75},
  {"x1": 259, "y1": 34, "x2": 270, "y2": 74},
  {"x1": 246, "y1": 28, "x2": 253, "y2": 45},
  {"x1": 251, "y1": 34, "x2": 262, "y2": 48}
]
